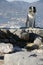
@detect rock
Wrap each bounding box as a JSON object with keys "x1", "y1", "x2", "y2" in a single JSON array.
[
  {"x1": 26, "y1": 43, "x2": 34, "y2": 47},
  {"x1": 32, "y1": 49, "x2": 43, "y2": 53},
  {"x1": 21, "y1": 32, "x2": 29, "y2": 41},
  {"x1": 13, "y1": 29, "x2": 22, "y2": 38},
  {"x1": 13, "y1": 46, "x2": 22, "y2": 52},
  {"x1": 34, "y1": 37, "x2": 42, "y2": 47},
  {"x1": 0, "y1": 39, "x2": 9, "y2": 43},
  {"x1": 25, "y1": 43, "x2": 39, "y2": 51},
  {"x1": 13, "y1": 29, "x2": 29, "y2": 41},
  {"x1": 25, "y1": 36, "x2": 42, "y2": 51},
  {"x1": 4, "y1": 39, "x2": 9, "y2": 43},
  {"x1": 40, "y1": 44, "x2": 43, "y2": 49},
  {"x1": 4, "y1": 52, "x2": 37, "y2": 65},
  {"x1": 20, "y1": 30, "x2": 29, "y2": 41},
  {"x1": 0, "y1": 29, "x2": 7, "y2": 33},
  {"x1": 4, "y1": 51, "x2": 43, "y2": 65},
  {"x1": 0, "y1": 43, "x2": 13, "y2": 54}
]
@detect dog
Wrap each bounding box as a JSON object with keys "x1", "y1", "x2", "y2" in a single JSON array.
[{"x1": 26, "y1": 6, "x2": 36, "y2": 28}]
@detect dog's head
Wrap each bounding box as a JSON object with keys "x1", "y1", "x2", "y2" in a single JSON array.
[{"x1": 29, "y1": 6, "x2": 36, "y2": 15}]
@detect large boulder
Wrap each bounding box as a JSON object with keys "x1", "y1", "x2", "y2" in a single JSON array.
[
  {"x1": 13, "y1": 29, "x2": 29, "y2": 41},
  {"x1": 4, "y1": 51, "x2": 43, "y2": 65},
  {"x1": 20, "y1": 30, "x2": 29, "y2": 41},
  {"x1": 4, "y1": 52, "x2": 37, "y2": 65},
  {"x1": 25, "y1": 36, "x2": 42, "y2": 51},
  {"x1": 34, "y1": 37, "x2": 42, "y2": 47},
  {"x1": 0, "y1": 43, "x2": 13, "y2": 54}
]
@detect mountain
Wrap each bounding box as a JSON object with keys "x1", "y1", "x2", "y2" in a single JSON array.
[
  {"x1": 0, "y1": 0, "x2": 29, "y2": 27},
  {"x1": 0, "y1": 0, "x2": 29, "y2": 16},
  {"x1": 40, "y1": 0, "x2": 43, "y2": 2},
  {"x1": 0, "y1": 0, "x2": 6, "y2": 2},
  {"x1": 0, "y1": 0, "x2": 43, "y2": 28}
]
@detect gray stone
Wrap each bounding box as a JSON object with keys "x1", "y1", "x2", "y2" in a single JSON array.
[
  {"x1": 0, "y1": 43, "x2": 13, "y2": 53},
  {"x1": 4, "y1": 52, "x2": 37, "y2": 65},
  {"x1": 34, "y1": 37, "x2": 42, "y2": 47},
  {"x1": 4, "y1": 50, "x2": 43, "y2": 65},
  {"x1": 20, "y1": 31, "x2": 29, "y2": 40},
  {"x1": 40, "y1": 44, "x2": 43, "y2": 49}
]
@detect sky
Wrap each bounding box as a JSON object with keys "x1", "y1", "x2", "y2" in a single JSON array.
[{"x1": 6, "y1": 0, "x2": 39, "y2": 3}]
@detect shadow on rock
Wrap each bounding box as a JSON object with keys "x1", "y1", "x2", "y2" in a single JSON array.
[
  {"x1": 0, "y1": 29, "x2": 43, "y2": 52},
  {"x1": 0, "y1": 30, "x2": 27, "y2": 48}
]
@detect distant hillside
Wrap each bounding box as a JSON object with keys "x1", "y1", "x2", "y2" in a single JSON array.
[
  {"x1": 0, "y1": 0, "x2": 29, "y2": 17},
  {"x1": 0, "y1": 0, "x2": 29, "y2": 26},
  {"x1": 39, "y1": 0, "x2": 43, "y2": 2},
  {"x1": 0, "y1": 0, "x2": 43, "y2": 28}
]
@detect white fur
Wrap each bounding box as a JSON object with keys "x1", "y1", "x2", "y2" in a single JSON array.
[
  {"x1": 27, "y1": 13, "x2": 35, "y2": 27},
  {"x1": 28, "y1": 14, "x2": 34, "y2": 19}
]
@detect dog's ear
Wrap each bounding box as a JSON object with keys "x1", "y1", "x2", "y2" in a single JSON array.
[{"x1": 33, "y1": 7, "x2": 36, "y2": 13}]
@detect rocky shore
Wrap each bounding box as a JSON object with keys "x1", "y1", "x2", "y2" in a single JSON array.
[
  {"x1": 0, "y1": 28, "x2": 43, "y2": 65},
  {"x1": 4, "y1": 49, "x2": 43, "y2": 65}
]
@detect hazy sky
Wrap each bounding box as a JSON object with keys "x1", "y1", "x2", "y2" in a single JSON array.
[{"x1": 6, "y1": 0, "x2": 39, "y2": 3}]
